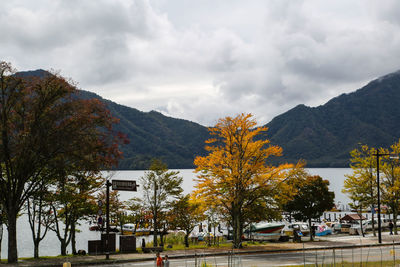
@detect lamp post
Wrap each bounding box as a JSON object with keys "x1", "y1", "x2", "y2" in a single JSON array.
[
  {"x1": 374, "y1": 151, "x2": 390, "y2": 244},
  {"x1": 105, "y1": 179, "x2": 111, "y2": 259}
]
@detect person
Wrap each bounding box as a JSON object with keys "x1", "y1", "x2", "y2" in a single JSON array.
[
  {"x1": 141, "y1": 238, "x2": 146, "y2": 249},
  {"x1": 156, "y1": 252, "x2": 163, "y2": 267},
  {"x1": 164, "y1": 255, "x2": 170, "y2": 267},
  {"x1": 311, "y1": 223, "x2": 316, "y2": 238},
  {"x1": 293, "y1": 229, "x2": 299, "y2": 243},
  {"x1": 389, "y1": 220, "x2": 394, "y2": 235}
]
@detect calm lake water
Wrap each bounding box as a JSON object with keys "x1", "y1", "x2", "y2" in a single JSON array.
[{"x1": 0, "y1": 168, "x2": 352, "y2": 259}]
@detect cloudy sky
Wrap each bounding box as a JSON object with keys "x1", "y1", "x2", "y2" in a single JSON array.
[{"x1": 2, "y1": 0, "x2": 400, "y2": 126}]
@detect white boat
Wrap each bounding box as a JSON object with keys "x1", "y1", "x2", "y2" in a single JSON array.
[
  {"x1": 283, "y1": 223, "x2": 310, "y2": 237},
  {"x1": 244, "y1": 222, "x2": 285, "y2": 241}
]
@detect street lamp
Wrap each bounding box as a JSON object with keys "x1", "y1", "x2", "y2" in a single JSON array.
[
  {"x1": 374, "y1": 151, "x2": 390, "y2": 244},
  {"x1": 373, "y1": 151, "x2": 398, "y2": 244}
]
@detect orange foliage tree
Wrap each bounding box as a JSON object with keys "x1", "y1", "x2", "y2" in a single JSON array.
[{"x1": 194, "y1": 113, "x2": 297, "y2": 248}]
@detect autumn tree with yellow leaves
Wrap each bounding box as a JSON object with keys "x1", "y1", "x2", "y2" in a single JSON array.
[
  {"x1": 343, "y1": 145, "x2": 377, "y2": 236},
  {"x1": 344, "y1": 141, "x2": 400, "y2": 236},
  {"x1": 194, "y1": 113, "x2": 297, "y2": 248},
  {"x1": 380, "y1": 140, "x2": 400, "y2": 235}
]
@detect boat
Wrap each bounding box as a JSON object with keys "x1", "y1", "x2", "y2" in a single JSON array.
[
  {"x1": 244, "y1": 222, "x2": 285, "y2": 241},
  {"x1": 122, "y1": 223, "x2": 152, "y2": 236},
  {"x1": 315, "y1": 225, "x2": 332, "y2": 236},
  {"x1": 283, "y1": 223, "x2": 310, "y2": 237}
]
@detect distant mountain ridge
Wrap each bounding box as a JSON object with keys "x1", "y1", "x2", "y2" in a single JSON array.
[
  {"x1": 266, "y1": 70, "x2": 400, "y2": 167},
  {"x1": 77, "y1": 90, "x2": 210, "y2": 169},
  {"x1": 16, "y1": 69, "x2": 209, "y2": 169},
  {"x1": 17, "y1": 69, "x2": 400, "y2": 168}
]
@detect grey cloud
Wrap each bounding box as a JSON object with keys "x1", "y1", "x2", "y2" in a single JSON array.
[{"x1": 2, "y1": 0, "x2": 400, "y2": 126}]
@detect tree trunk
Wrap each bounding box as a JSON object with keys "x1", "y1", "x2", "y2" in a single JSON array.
[
  {"x1": 393, "y1": 205, "x2": 398, "y2": 235},
  {"x1": 7, "y1": 209, "x2": 18, "y2": 263},
  {"x1": 372, "y1": 215, "x2": 376, "y2": 236},
  {"x1": 60, "y1": 239, "x2": 67, "y2": 256},
  {"x1": 359, "y1": 207, "x2": 365, "y2": 237},
  {"x1": 71, "y1": 219, "x2": 77, "y2": 255},
  {"x1": 159, "y1": 232, "x2": 164, "y2": 247},
  {"x1": 153, "y1": 215, "x2": 158, "y2": 247},
  {"x1": 153, "y1": 180, "x2": 158, "y2": 247},
  {"x1": 233, "y1": 212, "x2": 242, "y2": 248},
  {"x1": 308, "y1": 218, "x2": 313, "y2": 241},
  {"x1": 184, "y1": 232, "x2": 189, "y2": 247},
  {"x1": 34, "y1": 240, "x2": 39, "y2": 259},
  {"x1": 0, "y1": 223, "x2": 3, "y2": 261}
]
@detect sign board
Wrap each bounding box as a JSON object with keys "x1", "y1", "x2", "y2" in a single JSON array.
[{"x1": 112, "y1": 179, "x2": 137, "y2": 191}]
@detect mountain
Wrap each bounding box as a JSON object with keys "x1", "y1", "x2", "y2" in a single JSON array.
[
  {"x1": 17, "y1": 68, "x2": 400, "y2": 168},
  {"x1": 78, "y1": 90, "x2": 210, "y2": 169},
  {"x1": 15, "y1": 69, "x2": 210, "y2": 170},
  {"x1": 265, "y1": 70, "x2": 400, "y2": 167}
]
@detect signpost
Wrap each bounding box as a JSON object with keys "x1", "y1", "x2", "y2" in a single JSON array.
[
  {"x1": 112, "y1": 180, "x2": 137, "y2": 191},
  {"x1": 105, "y1": 179, "x2": 138, "y2": 260}
]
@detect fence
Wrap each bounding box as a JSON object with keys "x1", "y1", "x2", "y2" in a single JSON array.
[{"x1": 177, "y1": 242, "x2": 400, "y2": 267}]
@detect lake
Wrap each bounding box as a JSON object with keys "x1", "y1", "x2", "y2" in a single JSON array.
[{"x1": 0, "y1": 168, "x2": 352, "y2": 259}]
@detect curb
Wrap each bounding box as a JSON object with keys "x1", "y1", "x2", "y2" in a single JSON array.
[{"x1": 17, "y1": 241, "x2": 400, "y2": 266}]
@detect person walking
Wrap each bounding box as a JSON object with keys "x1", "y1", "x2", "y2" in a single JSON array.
[
  {"x1": 389, "y1": 220, "x2": 394, "y2": 235},
  {"x1": 156, "y1": 252, "x2": 164, "y2": 267},
  {"x1": 164, "y1": 255, "x2": 170, "y2": 267}
]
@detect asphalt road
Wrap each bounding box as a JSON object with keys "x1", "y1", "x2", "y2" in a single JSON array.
[{"x1": 91, "y1": 245, "x2": 400, "y2": 267}]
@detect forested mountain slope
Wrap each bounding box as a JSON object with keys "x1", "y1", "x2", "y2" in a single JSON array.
[
  {"x1": 19, "y1": 69, "x2": 400, "y2": 168},
  {"x1": 266, "y1": 71, "x2": 400, "y2": 167},
  {"x1": 17, "y1": 69, "x2": 209, "y2": 169}
]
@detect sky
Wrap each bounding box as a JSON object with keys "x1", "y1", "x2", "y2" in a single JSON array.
[{"x1": 2, "y1": 0, "x2": 400, "y2": 126}]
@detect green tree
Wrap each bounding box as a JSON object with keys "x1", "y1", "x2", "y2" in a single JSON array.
[
  {"x1": 0, "y1": 62, "x2": 124, "y2": 262},
  {"x1": 343, "y1": 145, "x2": 377, "y2": 236},
  {"x1": 194, "y1": 113, "x2": 295, "y2": 248},
  {"x1": 140, "y1": 159, "x2": 183, "y2": 247},
  {"x1": 284, "y1": 175, "x2": 335, "y2": 241},
  {"x1": 124, "y1": 197, "x2": 146, "y2": 235},
  {"x1": 97, "y1": 188, "x2": 127, "y2": 232},
  {"x1": 50, "y1": 172, "x2": 103, "y2": 255},
  {"x1": 169, "y1": 194, "x2": 206, "y2": 247}
]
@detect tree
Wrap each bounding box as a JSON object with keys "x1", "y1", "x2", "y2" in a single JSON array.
[
  {"x1": 169, "y1": 194, "x2": 206, "y2": 247},
  {"x1": 380, "y1": 140, "x2": 400, "y2": 235},
  {"x1": 26, "y1": 179, "x2": 52, "y2": 258},
  {"x1": 194, "y1": 113, "x2": 295, "y2": 248},
  {"x1": 343, "y1": 145, "x2": 377, "y2": 236},
  {"x1": 0, "y1": 203, "x2": 4, "y2": 261},
  {"x1": 124, "y1": 197, "x2": 147, "y2": 235},
  {"x1": 284, "y1": 175, "x2": 335, "y2": 241},
  {"x1": 140, "y1": 159, "x2": 183, "y2": 247},
  {"x1": 97, "y1": 188, "x2": 127, "y2": 232},
  {"x1": 50, "y1": 172, "x2": 103, "y2": 255},
  {"x1": 0, "y1": 62, "x2": 124, "y2": 263}
]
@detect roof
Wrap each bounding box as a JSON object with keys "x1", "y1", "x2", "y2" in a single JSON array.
[{"x1": 341, "y1": 214, "x2": 367, "y2": 221}]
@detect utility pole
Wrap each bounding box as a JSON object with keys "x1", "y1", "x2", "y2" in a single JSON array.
[
  {"x1": 105, "y1": 179, "x2": 111, "y2": 259},
  {"x1": 374, "y1": 150, "x2": 389, "y2": 244}
]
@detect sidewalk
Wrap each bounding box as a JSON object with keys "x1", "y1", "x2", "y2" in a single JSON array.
[{"x1": 4, "y1": 233, "x2": 400, "y2": 266}]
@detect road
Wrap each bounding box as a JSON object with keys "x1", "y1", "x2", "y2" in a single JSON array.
[{"x1": 92, "y1": 245, "x2": 400, "y2": 266}]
